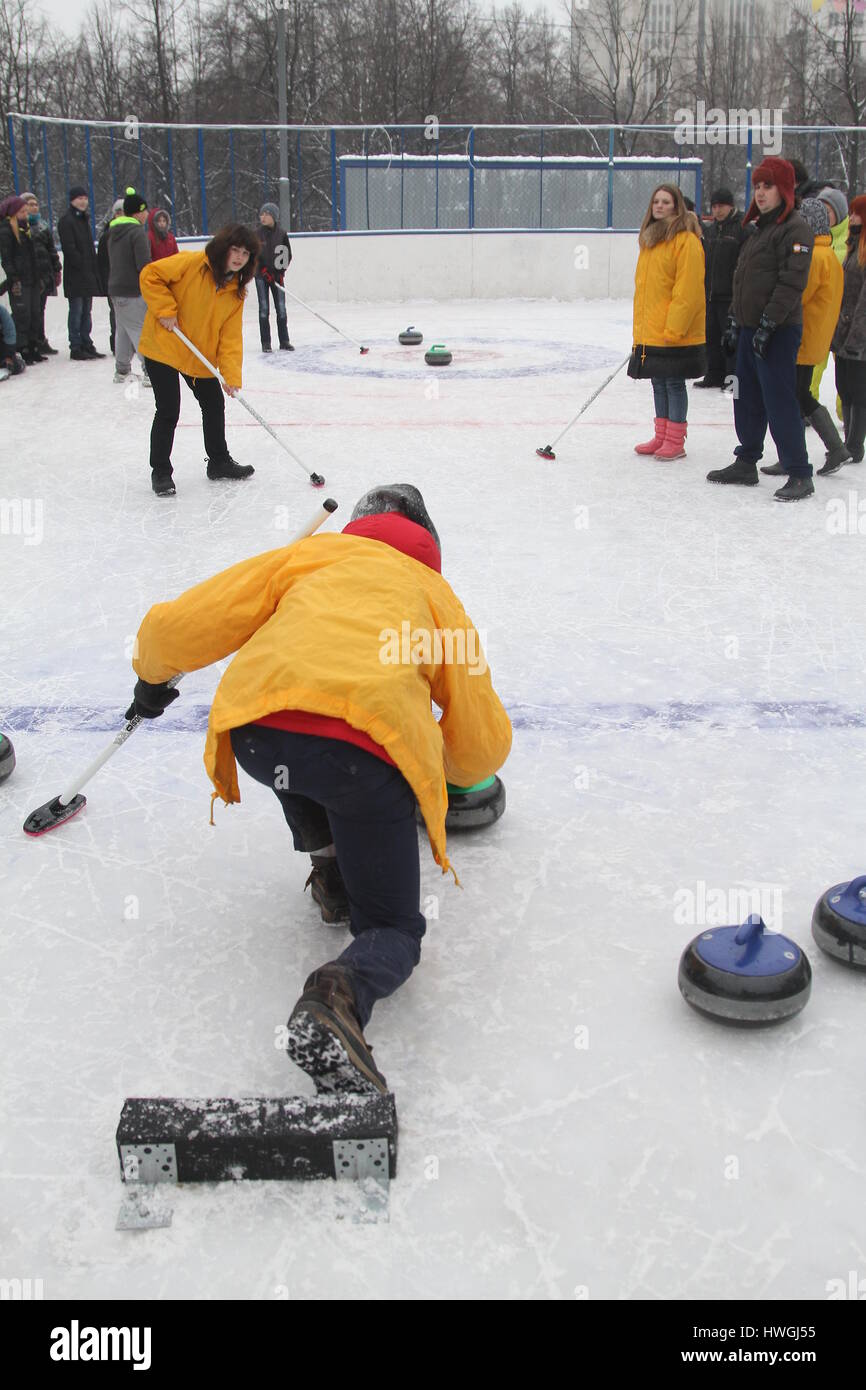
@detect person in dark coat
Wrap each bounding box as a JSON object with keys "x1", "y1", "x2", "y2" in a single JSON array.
[
  {"x1": 20, "y1": 192, "x2": 61, "y2": 354},
  {"x1": 831, "y1": 194, "x2": 866, "y2": 464},
  {"x1": 0, "y1": 194, "x2": 43, "y2": 362},
  {"x1": 789, "y1": 158, "x2": 824, "y2": 202},
  {"x1": 57, "y1": 185, "x2": 106, "y2": 359},
  {"x1": 707, "y1": 158, "x2": 816, "y2": 501},
  {"x1": 146, "y1": 208, "x2": 178, "y2": 262},
  {"x1": 694, "y1": 188, "x2": 745, "y2": 389},
  {"x1": 255, "y1": 202, "x2": 293, "y2": 351}
]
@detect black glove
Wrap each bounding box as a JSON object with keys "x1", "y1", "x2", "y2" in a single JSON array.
[
  {"x1": 721, "y1": 315, "x2": 740, "y2": 357},
  {"x1": 125, "y1": 678, "x2": 180, "y2": 721},
  {"x1": 752, "y1": 314, "x2": 776, "y2": 360}
]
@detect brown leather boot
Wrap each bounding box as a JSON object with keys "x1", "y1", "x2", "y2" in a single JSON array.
[
  {"x1": 285, "y1": 964, "x2": 388, "y2": 1095},
  {"x1": 305, "y1": 856, "x2": 350, "y2": 924}
]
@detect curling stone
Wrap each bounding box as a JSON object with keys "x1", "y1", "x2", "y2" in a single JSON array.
[
  {"x1": 445, "y1": 775, "x2": 505, "y2": 830},
  {"x1": 0, "y1": 731, "x2": 15, "y2": 784},
  {"x1": 399, "y1": 326, "x2": 423, "y2": 346},
  {"x1": 678, "y1": 914, "x2": 811, "y2": 1026},
  {"x1": 811, "y1": 876, "x2": 866, "y2": 968},
  {"x1": 425, "y1": 343, "x2": 452, "y2": 367}
]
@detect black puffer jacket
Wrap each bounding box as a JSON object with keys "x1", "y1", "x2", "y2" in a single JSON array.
[
  {"x1": 831, "y1": 254, "x2": 866, "y2": 360},
  {"x1": 731, "y1": 205, "x2": 814, "y2": 328},
  {"x1": 703, "y1": 211, "x2": 744, "y2": 300},
  {"x1": 27, "y1": 218, "x2": 61, "y2": 294},
  {"x1": 0, "y1": 217, "x2": 38, "y2": 287},
  {"x1": 57, "y1": 205, "x2": 103, "y2": 297},
  {"x1": 255, "y1": 221, "x2": 292, "y2": 281}
]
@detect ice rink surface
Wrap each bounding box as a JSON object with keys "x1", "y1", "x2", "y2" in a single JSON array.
[{"x1": 2, "y1": 295, "x2": 865, "y2": 1301}]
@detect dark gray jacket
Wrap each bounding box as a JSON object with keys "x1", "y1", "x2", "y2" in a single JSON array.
[
  {"x1": 107, "y1": 217, "x2": 150, "y2": 298},
  {"x1": 731, "y1": 205, "x2": 814, "y2": 328},
  {"x1": 831, "y1": 254, "x2": 866, "y2": 360}
]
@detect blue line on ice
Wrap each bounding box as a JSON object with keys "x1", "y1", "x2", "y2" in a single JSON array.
[{"x1": 3, "y1": 701, "x2": 866, "y2": 734}]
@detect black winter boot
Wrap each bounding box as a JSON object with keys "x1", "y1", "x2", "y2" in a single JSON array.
[
  {"x1": 760, "y1": 463, "x2": 787, "y2": 476},
  {"x1": 774, "y1": 476, "x2": 815, "y2": 502},
  {"x1": 811, "y1": 404, "x2": 852, "y2": 475},
  {"x1": 205, "y1": 454, "x2": 255, "y2": 481},
  {"x1": 305, "y1": 855, "x2": 350, "y2": 924},
  {"x1": 845, "y1": 405, "x2": 866, "y2": 464},
  {"x1": 285, "y1": 963, "x2": 388, "y2": 1095},
  {"x1": 707, "y1": 457, "x2": 760, "y2": 486}
]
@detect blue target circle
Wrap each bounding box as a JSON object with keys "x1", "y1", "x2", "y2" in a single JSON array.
[{"x1": 263, "y1": 337, "x2": 624, "y2": 381}]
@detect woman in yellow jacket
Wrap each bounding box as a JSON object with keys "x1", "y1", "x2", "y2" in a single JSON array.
[
  {"x1": 759, "y1": 198, "x2": 848, "y2": 480},
  {"x1": 630, "y1": 184, "x2": 707, "y2": 460},
  {"x1": 126, "y1": 484, "x2": 512, "y2": 1095},
  {"x1": 139, "y1": 222, "x2": 261, "y2": 497}
]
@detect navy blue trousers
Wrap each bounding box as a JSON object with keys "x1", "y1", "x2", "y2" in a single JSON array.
[
  {"x1": 733, "y1": 324, "x2": 811, "y2": 477},
  {"x1": 230, "y1": 725, "x2": 426, "y2": 1028}
]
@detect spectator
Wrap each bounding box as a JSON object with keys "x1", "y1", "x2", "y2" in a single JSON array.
[
  {"x1": 759, "y1": 199, "x2": 848, "y2": 479},
  {"x1": 816, "y1": 187, "x2": 850, "y2": 416},
  {"x1": 108, "y1": 188, "x2": 152, "y2": 386},
  {"x1": 138, "y1": 223, "x2": 261, "y2": 496},
  {"x1": 146, "y1": 208, "x2": 178, "y2": 262},
  {"x1": 0, "y1": 194, "x2": 44, "y2": 363},
  {"x1": 98, "y1": 197, "x2": 125, "y2": 355},
  {"x1": 57, "y1": 185, "x2": 106, "y2": 360},
  {"x1": 830, "y1": 195, "x2": 866, "y2": 465},
  {"x1": 629, "y1": 184, "x2": 707, "y2": 461},
  {"x1": 0, "y1": 287, "x2": 25, "y2": 378},
  {"x1": 694, "y1": 187, "x2": 745, "y2": 389},
  {"x1": 707, "y1": 157, "x2": 816, "y2": 501},
  {"x1": 19, "y1": 192, "x2": 61, "y2": 355},
  {"x1": 255, "y1": 202, "x2": 293, "y2": 351},
  {"x1": 789, "y1": 158, "x2": 823, "y2": 201}
]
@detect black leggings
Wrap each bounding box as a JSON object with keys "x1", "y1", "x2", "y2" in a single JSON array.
[
  {"x1": 143, "y1": 356, "x2": 228, "y2": 477},
  {"x1": 795, "y1": 363, "x2": 820, "y2": 418}
]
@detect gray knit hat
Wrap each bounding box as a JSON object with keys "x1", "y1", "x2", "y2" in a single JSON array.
[
  {"x1": 818, "y1": 186, "x2": 848, "y2": 226},
  {"x1": 800, "y1": 197, "x2": 830, "y2": 238},
  {"x1": 259, "y1": 202, "x2": 280, "y2": 221}
]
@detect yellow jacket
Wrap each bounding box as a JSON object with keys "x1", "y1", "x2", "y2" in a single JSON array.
[
  {"x1": 132, "y1": 533, "x2": 513, "y2": 875},
  {"x1": 632, "y1": 231, "x2": 706, "y2": 347},
  {"x1": 138, "y1": 250, "x2": 244, "y2": 387},
  {"x1": 799, "y1": 235, "x2": 844, "y2": 365}
]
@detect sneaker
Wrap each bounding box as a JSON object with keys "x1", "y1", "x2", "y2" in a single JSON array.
[
  {"x1": 206, "y1": 454, "x2": 255, "y2": 481},
  {"x1": 38, "y1": 341, "x2": 58, "y2": 356},
  {"x1": 113, "y1": 370, "x2": 131, "y2": 384},
  {"x1": 305, "y1": 856, "x2": 350, "y2": 924},
  {"x1": 70, "y1": 347, "x2": 92, "y2": 361},
  {"x1": 284, "y1": 964, "x2": 388, "y2": 1095},
  {"x1": 1, "y1": 353, "x2": 25, "y2": 375},
  {"x1": 706, "y1": 458, "x2": 760, "y2": 486},
  {"x1": 774, "y1": 476, "x2": 815, "y2": 502},
  {"x1": 693, "y1": 376, "x2": 724, "y2": 389},
  {"x1": 82, "y1": 343, "x2": 106, "y2": 359},
  {"x1": 22, "y1": 348, "x2": 46, "y2": 364},
  {"x1": 0, "y1": 367, "x2": 10, "y2": 384},
  {"x1": 152, "y1": 475, "x2": 176, "y2": 497}
]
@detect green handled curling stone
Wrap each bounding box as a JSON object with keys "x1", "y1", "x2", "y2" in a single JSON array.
[
  {"x1": 399, "y1": 326, "x2": 423, "y2": 345},
  {"x1": 812, "y1": 876, "x2": 866, "y2": 968},
  {"x1": 445, "y1": 775, "x2": 505, "y2": 830},
  {"x1": 678, "y1": 914, "x2": 812, "y2": 1026},
  {"x1": 425, "y1": 343, "x2": 452, "y2": 366},
  {"x1": 0, "y1": 732, "x2": 15, "y2": 784}
]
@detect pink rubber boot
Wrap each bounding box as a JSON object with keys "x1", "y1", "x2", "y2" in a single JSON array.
[
  {"x1": 654, "y1": 419, "x2": 687, "y2": 460},
  {"x1": 634, "y1": 418, "x2": 667, "y2": 455}
]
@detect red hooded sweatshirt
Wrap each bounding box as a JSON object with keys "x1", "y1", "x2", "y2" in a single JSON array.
[{"x1": 147, "y1": 207, "x2": 179, "y2": 261}]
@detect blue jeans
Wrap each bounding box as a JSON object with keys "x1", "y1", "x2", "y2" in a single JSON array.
[
  {"x1": 0, "y1": 302, "x2": 15, "y2": 348},
  {"x1": 651, "y1": 377, "x2": 688, "y2": 422},
  {"x1": 67, "y1": 297, "x2": 93, "y2": 349},
  {"x1": 255, "y1": 276, "x2": 289, "y2": 348},
  {"x1": 230, "y1": 725, "x2": 426, "y2": 1028},
  {"x1": 733, "y1": 324, "x2": 810, "y2": 477}
]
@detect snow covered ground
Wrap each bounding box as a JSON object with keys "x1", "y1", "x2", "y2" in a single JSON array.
[{"x1": 2, "y1": 294, "x2": 865, "y2": 1301}]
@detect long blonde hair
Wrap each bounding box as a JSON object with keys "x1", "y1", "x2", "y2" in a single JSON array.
[{"x1": 639, "y1": 184, "x2": 696, "y2": 248}]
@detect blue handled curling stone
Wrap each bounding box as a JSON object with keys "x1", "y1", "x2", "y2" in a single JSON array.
[
  {"x1": 425, "y1": 343, "x2": 452, "y2": 366},
  {"x1": 812, "y1": 876, "x2": 866, "y2": 968},
  {"x1": 678, "y1": 914, "x2": 812, "y2": 1025},
  {"x1": 399, "y1": 326, "x2": 423, "y2": 345},
  {"x1": 0, "y1": 732, "x2": 15, "y2": 784}
]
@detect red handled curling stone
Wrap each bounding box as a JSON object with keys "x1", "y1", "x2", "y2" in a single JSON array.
[
  {"x1": 678, "y1": 914, "x2": 811, "y2": 1026},
  {"x1": 811, "y1": 876, "x2": 866, "y2": 968},
  {"x1": 536, "y1": 444, "x2": 556, "y2": 460},
  {"x1": 0, "y1": 731, "x2": 15, "y2": 784},
  {"x1": 399, "y1": 327, "x2": 423, "y2": 346}
]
